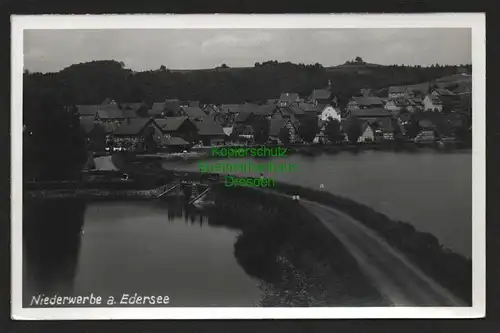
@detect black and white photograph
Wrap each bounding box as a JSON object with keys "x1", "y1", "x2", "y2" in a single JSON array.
[{"x1": 11, "y1": 14, "x2": 485, "y2": 319}]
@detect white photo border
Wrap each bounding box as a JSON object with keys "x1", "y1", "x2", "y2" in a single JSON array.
[{"x1": 11, "y1": 13, "x2": 486, "y2": 320}]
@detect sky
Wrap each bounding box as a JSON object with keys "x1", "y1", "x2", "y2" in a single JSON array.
[{"x1": 23, "y1": 28, "x2": 472, "y2": 73}]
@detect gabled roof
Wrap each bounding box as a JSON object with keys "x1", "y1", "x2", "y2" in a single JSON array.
[
  {"x1": 282, "y1": 105, "x2": 305, "y2": 116},
  {"x1": 112, "y1": 118, "x2": 154, "y2": 136},
  {"x1": 351, "y1": 96, "x2": 384, "y2": 106},
  {"x1": 279, "y1": 92, "x2": 300, "y2": 102},
  {"x1": 194, "y1": 120, "x2": 226, "y2": 136},
  {"x1": 181, "y1": 106, "x2": 207, "y2": 118},
  {"x1": 155, "y1": 116, "x2": 191, "y2": 132},
  {"x1": 348, "y1": 108, "x2": 391, "y2": 118},
  {"x1": 311, "y1": 89, "x2": 331, "y2": 101},
  {"x1": 101, "y1": 98, "x2": 116, "y2": 105}
]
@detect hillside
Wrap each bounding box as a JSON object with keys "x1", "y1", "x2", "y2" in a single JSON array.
[{"x1": 24, "y1": 60, "x2": 471, "y2": 108}]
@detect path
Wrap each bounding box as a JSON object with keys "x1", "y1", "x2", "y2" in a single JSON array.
[{"x1": 260, "y1": 189, "x2": 466, "y2": 306}]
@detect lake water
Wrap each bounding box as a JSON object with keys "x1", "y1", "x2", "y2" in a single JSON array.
[
  {"x1": 163, "y1": 149, "x2": 472, "y2": 258},
  {"x1": 23, "y1": 199, "x2": 264, "y2": 307}
]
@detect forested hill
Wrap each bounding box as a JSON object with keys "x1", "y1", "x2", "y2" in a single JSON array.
[{"x1": 23, "y1": 60, "x2": 471, "y2": 107}]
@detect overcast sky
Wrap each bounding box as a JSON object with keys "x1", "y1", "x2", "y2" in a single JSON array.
[{"x1": 23, "y1": 28, "x2": 471, "y2": 73}]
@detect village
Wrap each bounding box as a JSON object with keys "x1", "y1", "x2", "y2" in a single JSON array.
[{"x1": 68, "y1": 73, "x2": 472, "y2": 155}]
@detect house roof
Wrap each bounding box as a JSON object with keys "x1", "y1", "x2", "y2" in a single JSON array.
[
  {"x1": 433, "y1": 88, "x2": 455, "y2": 96},
  {"x1": 112, "y1": 118, "x2": 154, "y2": 136},
  {"x1": 182, "y1": 106, "x2": 207, "y2": 118},
  {"x1": 188, "y1": 101, "x2": 200, "y2": 107},
  {"x1": 267, "y1": 99, "x2": 279, "y2": 105},
  {"x1": 427, "y1": 95, "x2": 443, "y2": 105},
  {"x1": 194, "y1": 120, "x2": 226, "y2": 136},
  {"x1": 269, "y1": 118, "x2": 287, "y2": 136},
  {"x1": 311, "y1": 89, "x2": 331, "y2": 101},
  {"x1": 351, "y1": 96, "x2": 384, "y2": 106},
  {"x1": 348, "y1": 108, "x2": 391, "y2": 118},
  {"x1": 389, "y1": 86, "x2": 407, "y2": 94},
  {"x1": 97, "y1": 109, "x2": 127, "y2": 119},
  {"x1": 280, "y1": 92, "x2": 300, "y2": 102},
  {"x1": 155, "y1": 116, "x2": 191, "y2": 132},
  {"x1": 159, "y1": 136, "x2": 190, "y2": 146}
]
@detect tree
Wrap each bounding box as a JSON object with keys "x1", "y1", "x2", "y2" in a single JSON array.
[
  {"x1": 324, "y1": 118, "x2": 342, "y2": 144},
  {"x1": 278, "y1": 127, "x2": 290, "y2": 144},
  {"x1": 220, "y1": 63, "x2": 229, "y2": 69},
  {"x1": 298, "y1": 116, "x2": 319, "y2": 143},
  {"x1": 160, "y1": 65, "x2": 167, "y2": 72},
  {"x1": 355, "y1": 56, "x2": 364, "y2": 63},
  {"x1": 346, "y1": 118, "x2": 363, "y2": 144}
]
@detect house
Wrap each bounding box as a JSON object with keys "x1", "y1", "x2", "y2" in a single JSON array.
[
  {"x1": 309, "y1": 89, "x2": 332, "y2": 106},
  {"x1": 111, "y1": 118, "x2": 163, "y2": 153},
  {"x1": 149, "y1": 102, "x2": 168, "y2": 118},
  {"x1": 180, "y1": 106, "x2": 208, "y2": 120},
  {"x1": 267, "y1": 99, "x2": 279, "y2": 105},
  {"x1": 431, "y1": 88, "x2": 456, "y2": 97},
  {"x1": 313, "y1": 119, "x2": 329, "y2": 144},
  {"x1": 268, "y1": 118, "x2": 287, "y2": 143},
  {"x1": 345, "y1": 108, "x2": 392, "y2": 122},
  {"x1": 277, "y1": 105, "x2": 305, "y2": 120},
  {"x1": 279, "y1": 92, "x2": 300, "y2": 107},
  {"x1": 319, "y1": 105, "x2": 341, "y2": 122},
  {"x1": 194, "y1": 120, "x2": 227, "y2": 146},
  {"x1": 423, "y1": 95, "x2": 443, "y2": 112},
  {"x1": 154, "y1": 116, "x2": 199, "y2": 144},
  {"x1": 346, "y1": 97, "x2": 384, "y2": 111},
  {"x1": 388, "y1": 86, "x2": 414, "y2": 99}
]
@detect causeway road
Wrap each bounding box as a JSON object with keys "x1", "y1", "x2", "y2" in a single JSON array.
[{"x1": 262, "y1": 189, "x2": 467, "y2": 306}]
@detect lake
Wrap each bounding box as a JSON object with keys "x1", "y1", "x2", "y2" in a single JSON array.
[
  {"x1": 23, "y1": 199, "x2": 265, "y2": 307},
  {"x1": 163, "y1": 149, "x2": 472, "y2": 258}
]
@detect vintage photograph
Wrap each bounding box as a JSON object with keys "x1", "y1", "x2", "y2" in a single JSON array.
[{"x1": 11, "y1": 14, "x2": 485, "y2": 319}]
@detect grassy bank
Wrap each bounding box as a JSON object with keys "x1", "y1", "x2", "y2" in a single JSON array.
[{"x1": 207, "y1": 184, "x2": 388, "y2": 306}]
